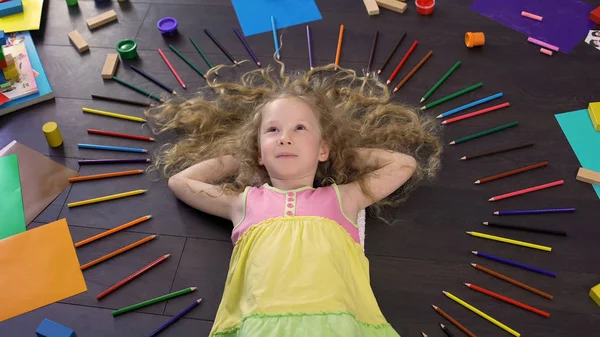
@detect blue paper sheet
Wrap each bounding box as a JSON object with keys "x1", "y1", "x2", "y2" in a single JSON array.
[
  {"x1": 555, "y1": 109, "x2": 600, "y2": 198},
  {"x1": 232, "y1": 0, "x2": 322, "y2": 36}
]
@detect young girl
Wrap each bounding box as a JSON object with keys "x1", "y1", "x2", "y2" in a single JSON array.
[{"x1": 146, "y1": 61, "x2": 441, "y2": 336}]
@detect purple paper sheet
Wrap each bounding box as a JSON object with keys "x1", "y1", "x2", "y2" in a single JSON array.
[{"x1": 470, "y1": 0, "x2": 597, "y2": 53}]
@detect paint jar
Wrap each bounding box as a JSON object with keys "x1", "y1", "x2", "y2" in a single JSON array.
[
  {"x1": 157, "y1": 17, "x2": 178, "y2": 37},
  {"x1": 416, "y1": 0, "x2": 435, "y2": 15},
  {"x1": 116, "y1": 39, "x2": 138, "y2": 59},
  {"x1": 465, "y1": 32, "x2": 485, "y2": 48}
]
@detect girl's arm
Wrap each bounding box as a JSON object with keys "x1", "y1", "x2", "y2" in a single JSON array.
[{"x1": 168, "y1": 155, "x2": 240, "y2": 220}]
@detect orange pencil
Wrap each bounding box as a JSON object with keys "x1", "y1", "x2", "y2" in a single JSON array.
[
  {"x1": 80, "y1": 235, "x2": 156, "y2": 270},
  {"x1": 74, "y1": 215, "x2": 152, "y2": 248},
  {"x1": 69, "y1": 169, "x2": 144, "y2": 183},
  {"x1": 335, "y1": 24, "x2": 344, "y2": 70},
  {"x1": 393, "y1": 50, "x2": 433, "y2": 92},
  {"x1": 464, "y1": 283, "x2": 550, "y2": 317}
]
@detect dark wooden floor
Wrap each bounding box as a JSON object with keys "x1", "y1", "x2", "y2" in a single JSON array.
[{"x1": 1, "y1": 0, "x2": 600, "y2": 336}]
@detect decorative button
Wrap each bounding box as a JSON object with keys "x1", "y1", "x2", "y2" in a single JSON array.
[
  {"x1": 287, "y1": 203, "x2": 294, "y2": 208},
  {"x1": 287, "y1": 192, "x2": 294, "y2": 196},
  {"x1": 287, "y1": 197, "x2": 294, "y2": 202},
  {"x1": 286, "y1": 211, "x2": 293, "y2": 216}
]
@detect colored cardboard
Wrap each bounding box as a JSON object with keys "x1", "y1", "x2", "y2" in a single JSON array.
[
  {"x1": 0, "y1": 154, "x2": 26, "y2": 239},
  {"x1": 232, "y1": 0, "x2": 322, "y2": 36}
]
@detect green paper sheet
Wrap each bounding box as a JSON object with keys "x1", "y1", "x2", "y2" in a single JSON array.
[{"x1": 0, "y1": 154, "x2": 26, "y2": 239}]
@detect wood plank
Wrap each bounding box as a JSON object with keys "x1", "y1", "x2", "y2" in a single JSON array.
[
  {"x1": 101, "y1": 53, "x2": 119, "y2": 79},
  {"x1": 68, "y1": 30, "x2": 89, "y2": 53},
  {"x1": 86, "y1": 10, "x2": 118, "y2": 30},
  {"x1": 576, "y1": 167, "x2": 600, "y2": 185}
]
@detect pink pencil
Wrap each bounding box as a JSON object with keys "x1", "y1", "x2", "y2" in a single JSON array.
[
  {"x1": 489, "y1": 180, "x2": 564, "y2": 201},
  {"x1": 442, "y1": 102, "x2": 510, "y2": 125}
]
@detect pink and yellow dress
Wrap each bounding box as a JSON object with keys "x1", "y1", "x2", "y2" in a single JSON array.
[{"x1": 209, "y1": 183, "x2": 400, "y2": 336}]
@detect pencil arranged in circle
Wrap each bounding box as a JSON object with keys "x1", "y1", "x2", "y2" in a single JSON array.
[
  {"x1": 464, "y1": 283, "x2": 550, "y2": 318},
  {"x1": 475, "y1": 161, "x2": 548, "y2": 184},
  {"x1": 367, "y1": 30, "x2": 378, "y2": 75},
  {"x1": 483, "y1": 222, "x2": 567, "y2": 236},
  {"x1": 449, "y1": 121, "x2": 519, "y2": 145},
  {"x1": 78, "y1": 143, "x2": 147, "y2": 153},
  {"x1": 431, "y1": 305, "x2": 477, "y2": 337},
  {"x1": 494, "y1": 208, "x2": 575, "y2": 215},
  {"x1": 420, "y1": 332, "x2": 428, "y2": 337},
  {"x1": 335, "y1": 24, "x2": 345, "y2": 70},
  {"x1": 461, "y1": 143, "x2": 534, "y2": 160},
  {"x1": 387, "y1": 40, "x2": 418, "y2": 84},
  {"x1": 233, "y1": 27, "x2": 261, "y2": 67},
  {"x1": 442, "y1": 291, "x2": 520, "y2": 337},
  {"x1": 394, "y1": 50, "x2": 433, "y2": 92},
  {"x1": 146, "y1": 298, "x2": 203, "y2": 337},
  {"x1": 437, "y1": 92, "x2": 503, "y2": 119},
  {"x1": 74, "y1": 215, "x2": 152, "y2": 247},
  {"x1": 489, "y1": 179, "x2": 564, "y2": 201},
  {"x1": 442, "y1": 102, "x2": 510, "y2": 125},
  {"x1": 82, "y1": 107, "x2": 146, "y2": 123},
  {"x1": 472, "y1": 251, "x2": 556, "y2": 277},
  {"x1": 470, "y1": 263, "x2": 554, "y2": 300},
  {"x1": 378, "y1": 32, "x2": 406, "y2": 75},
  {"x1": 421, "y1": 82, "x2": 483, "y2": 110},
  {"x1": 68, "y1": 189, "x2": 147, "y2": 208},
  {"x1": 306, "y1": 25, "x2": 314, "y2": 69},
  {"x1": 69, "y1": 169, "x2": 145, "y2": 183},
  {"x1": 130, "y1": 65, "x2": 177, "y2": 95},
  {"x1": 112, "y1": 287, "x2": 197, "y2": 316},
  {"x1": 87, "y1": 129, "x2": 155, "y2": 142},
  {"x1": 189, "y1": 37, "x2": 216, "y2": 73},
  {"x1": 421, "y1": 61, "x2": 461, "y2": 102},
  {"x1": 168, "y1": 45, "x2": 206, "y2": 78},
  {"x1": 112, "y1": 76, "x2": 164, "y2": 103},
  {"x1": 467, "y1": 231, "x2": 552, "y2": 251},
  {"x1": 158, "y1": 48, "x2": 187, "y2": 89},
  {"x1": 439, "y1": 323, "x2": 455, "y2": 337},
  {"x1": 91, "y1": 94, "x2": 153, "y2": 107},
  {"x1": 97, "y1": 254, "x2": 170, "y2": 300},
  {"x1": 78, "y1": 158, "x2": 151, "y2": 165},
  {"x1": 81, "y1": 235, "x2": 156, "y2": 270},
  {"x1": 204, "y1": 28, "x2": 237, "y2": 64}
]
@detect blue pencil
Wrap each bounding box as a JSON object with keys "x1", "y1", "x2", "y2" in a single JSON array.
[
  {"x1": 471, "y1": 251, "x2": 556, "y2": 277},
  {"x1": 271, "y1": 16, "x2": 280, "y2": 60},
  {"x1": 437, "y1": 92, "x2": 503, "y2": 119},
  {"x1": 494, "y1": 208, "x2": 576, "y2": 215},
  {"x1": 78, "y1": 144, "x2": 148, "y2": 153},
  {"x1": 146, "y1": 298, "x2": 203, "y2": 337}
]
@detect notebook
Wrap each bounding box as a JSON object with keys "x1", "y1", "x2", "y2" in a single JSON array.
[{"x1": 1, "y1": 42, "x2": 39, "y2": 101}]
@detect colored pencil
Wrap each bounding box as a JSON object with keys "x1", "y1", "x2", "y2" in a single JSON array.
[
  {"x1": 204, "y1": 28, "x2": 237, "y2": 64},
  {"x1": 270, "y1": 17, "x2": 280, "y2": 60},
  {"x1": 431, "y1": 305, "x2": 477, "y2": 337},
  {"x1": 442, "y1": 291, "x2": 520, "y2": 337},
  {"x1": 74, "y1": 215, "x2": 152, "y2": 247},
  {"x1": 78, "y1": 143, "x2": 147, "y2": 153},
  {"x1": 437, "y1": 92, "x2": 503, "y2": 118},
  {"x1": 112, "y1": 76, "x2": 164, "y2": 103},
  {"x1": 387, "y1": 40, "x2": 418, "y2": 84},
  {"x1": 472, "y1": 251, "x2": 556, "y2": 277},
  {"x1": 91, "y1": 94, "x2": 153, "y2": 107},
  {"x1": 69, "y1": 169, "x2": 145, "y2": 183},
  {"x1": 306, "y1": 25, "x2": 314, "y2": 69},
  {"x1": 461, "y1": 143, "x2": 534, "y2": 160},
  {"x1": 335, "y1": 24, "x2": 345, "y2": 70},
  {"x1": 130, "y1": 65, "x2": 177, "y2": 95},
  {"x1": 470, "y1": 263, "x2": 554, "y2": 300},
  {"x1": 467, "y1": 231, "x2": 552, "y2": 251},
  {"x1": 393, "y1": 50, "x2": 433, "y2": 92},
  {"x1": 97, "y1": 254, "x2": 170, "y2": 300},
  {"x1": 68, "y1": 189, "x2": 147, "y2": 208},
  {"x1": 367, "y1": 30, "x2": 378, "y2": 75},
  {"x1": 483, "y1": 221, "x2": 567, "y2": 236},
  {"x1": 494, "y1": 208, "x2": 575, "y2": 215},
  {"x1": 475, "y1": 161, "x2": 548, "y2": 184},
  {"x1": 440, "y1": 323, "x2": 455, "y2": 337},
  {"x1": 233, "y1": 27, "x2": 261, "y2": 67},
  {"x1": 189, "y1": 37, "x2": 216, "y2": 72},
  {"x1": 421, "y1": 61, "x2": 461, "y2": 102},
  {"x1": 421, "y1": 82, "x2": 483, "y2": 110},
  {"x1": 489, "y1": 180, "x2": 564, "y2": 201},
  {"x1": 168, "y1": 45, "x2": 206, "y2": 78},
  {"x1": 82, "y1": 107, "x2": 146, "y2": 123},
  {"x1": 158, "y1": 48, "x2": 187, "y2": 89},
  {"x1": 464, "y1": 283, "x2": 550, "y2": 318},
  {"x1": 450, "y1": 121, "x2": 519, "y2": 145},
  {"x1": 146, "y1": 298, "x2": 203, "y2": 337},
  {"x1": 378, "y1": 33, "x2": 406, "y2": 75},
  {"x1": 421, "y1": 332, "x2": 428, "y2": 337},
  {"x1": 78, "y1": 158, "x2": 151, "y2": 165},
  {"x1": 81, "y1": 235, "x2": 156, "y2": 270},
  {"x1": 112, "y1": 287, "x2": 197, "y2": 316},
  {"x1": 87, "y1": 129, "x2": 155, "y2": 142},
  {"x1": 442, "y1": 102, "x2": 510, "y2": 125}
]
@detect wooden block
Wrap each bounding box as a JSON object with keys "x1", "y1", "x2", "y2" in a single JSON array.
[
  {"x1": 86, "y1": 10, "x2": 118, "y2": 30},
  {"x1": 590, "y1": 283, "x2": 600, "y2": 307},
  {"x1": 68, "y1": 30, "x2": 89, "y2": 53},
  {"x1": 36, "y1": 318, "x2": 77, "y2": 337},
  {"x1": 376, "y1": 0, "x2": 407, "y2": 13},
  {"x1": 588, "y1": 102, "x2": 600, "y2": 131},
  {"x1": 576, "y1": 167, "x2": 600, "y2": 185},
  {"x1": 101, "y1": 53, "x2": 119, "y2": 79},
  {"x1": 5, "y1": 53, "x2": 13, "y2": 67},
  {"x1": 2, "y1": 63, "x2": 18, "y2": 80},
  {"x1": 590, "y1": 6, "x2": 600, "y2": 24},
  {"x1": 363, "y1": 0, "x2": 380, "y2": 15}
]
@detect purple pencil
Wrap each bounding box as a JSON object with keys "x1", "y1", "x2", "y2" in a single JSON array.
[
  {"x1": 78, "y1": 158, "x2": 151, "y2": 165},
  {"x1": 494, "y1": 208, "x2": 576, "y2": 215},
  {"x1": 233, "y1": 27, "x2": 261, "y2": 67},
  {"x1": 307, "y1": 25, "x2": 314, "y2": 69},
  {"x1": 146, "y1": 298, "x2": 203, "y2": 337}
]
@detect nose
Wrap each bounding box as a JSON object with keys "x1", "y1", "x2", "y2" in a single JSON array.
[{"x1": 278, "y1": 131, "x2": 293, "y2": 145}]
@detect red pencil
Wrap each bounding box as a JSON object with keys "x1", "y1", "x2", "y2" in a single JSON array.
[
  {"x1": 87, "y1": 129, "x2": 155, "y2": 142},
  {"x1": 442, "y1": 102, "x2": 511, "y2": 125},
  {"x1": 96, "y1": 254, "x2": 170, "y2": 300},
  {"x1": 464, "y1": 283, "x2": 550, "y2": 317},
  {"x1": 386, "y1": 40, "x2": 418, "y2": 85},
  {"x1": 489, "y1": 180, "x2": 564, "y2": 201},
  {"x1": 158, "y1": 48, "x2": 186, "y2": 89}
]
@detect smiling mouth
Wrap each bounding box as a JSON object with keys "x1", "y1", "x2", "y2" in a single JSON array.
[{"x1": 277, "y1": 154, "x2": 297, "y2": 158}]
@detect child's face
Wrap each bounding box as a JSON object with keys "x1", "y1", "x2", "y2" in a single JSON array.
[{"x1": 258, "y1": 97, "x2": 329, "y2": 182}]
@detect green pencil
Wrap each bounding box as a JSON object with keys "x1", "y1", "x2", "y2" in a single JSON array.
[
  {"x1": 168, "y1": 45, "x2": 206, "y2": 78},
  {"x1": 112, "y1": 287, "x2": 197, "y2": 316},
  {"x1": 189, "y1": 37, "x2": 214, "y2": 69},
  {"x1": 421, "y1": 61, "x2": 461, "y2": 103},
  {"x1": 449, "y1": 121, "x2": 519, "y2": 145},
  {"x1": 421, "y1": 82, "x2": 483, "y2": 110},
  {"x1": 112, "y1": 76, "x2": 164, "y2": 103}
]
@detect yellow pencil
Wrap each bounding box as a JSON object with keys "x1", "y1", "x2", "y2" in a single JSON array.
[
  {"x1": 82, "y1": 107, "x2": 147, "y2": 123},
  {"x1": 67, "y1": 189, "x2": 147, "y2": 208},
  {"x1": 443, "y1": 291, "x2": 520, "y2": 337},
  {"x1": 466, "y1": 231, "x2": 552, "y2": 252}
]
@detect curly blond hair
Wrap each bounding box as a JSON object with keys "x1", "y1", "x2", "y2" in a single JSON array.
[{"x1": 145, "y1": 60, "x2": 442, "y2": 215}]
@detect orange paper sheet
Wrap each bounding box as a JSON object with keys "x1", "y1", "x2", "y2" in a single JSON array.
[{"x1": 0, "y1": 219, "x2": 87, "y2": 322}]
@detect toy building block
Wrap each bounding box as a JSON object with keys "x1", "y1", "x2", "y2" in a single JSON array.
[
  {"x1": 101, "y1": 53, "x2": 119, "y2": 79},
  {"x1": 588, "y1": 102, "x2": 600, "y2": 131},
  {"x1": 68, "y1": 30, "x2": 89, "y2": 53},
  {"x1": 1, "y1": 52, "x2": 13, "y2": 68},
  {"x1": 2, "y1": 61, "x2": 18, "y2": 80},
  {"x1": 376, "y1": 0, "x2": 407, "y2": 14},
  {"x1": 363, "y1": 0, "x2": 380, "y2": 15},
  {"x1": 86, "y1": 10, "x2": 118, "y2": 30},
  {"x1": 36, "y1": 318, "x2": 77, "y2": 337},
  {"x1": 591, "y1": 283, "x2": 600, "y2": 307},
  {"x1": 590, "y1": 6, "x2": 600, "y2": 24},
  {"x1": 0, "y1": 30, "x2": 5, "y2": 46},
  {"x1": 0, "y1": 0, "x2": 23, "y2": 18},
  {"x1": 577, "y1": 167, "x2": 600, "y2": 185}
]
